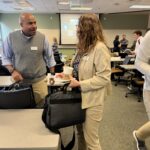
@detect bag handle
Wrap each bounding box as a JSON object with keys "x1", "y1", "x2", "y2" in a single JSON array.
[
  {"x1": 62, "y1": 83, "x2": 81, "y2": 94},
  {"x1": 62, "y1": 83, "x2": 70, "y2": 94},
  {"x1": 7, "y1": 81, "x2": 23, "y2": 90}
]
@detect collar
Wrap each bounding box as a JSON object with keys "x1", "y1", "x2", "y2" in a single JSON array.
[{"x1": 21, "y1": 30, "x2": 32, "y2": 39}]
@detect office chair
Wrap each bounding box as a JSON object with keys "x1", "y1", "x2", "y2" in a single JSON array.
[
  {"x1": 54, "y1": 52, "x2": 64, "y2": 73},
  {"x1": 119, "y1": 52, "x2": 128, "y2": 58},
  {"x1": 125, "y1": 70, "x2": 144, "y2": 102},
  {"x1": 111, "y1": 56, "x2": 132, "y2": 86},
  {"x1": 0, "y1": 65, "x2": 11, "y2": 76},
  {"x1": 46, "y1": 53, "x2": 64, "y2": 74}
]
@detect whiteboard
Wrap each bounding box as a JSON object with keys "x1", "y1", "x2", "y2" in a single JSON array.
[
  {"x1": 60, "y1": 14, "x2": 80, "y2": 44},
  {"x1": 60, "y1": 14, "x2": 99, "y2": 45}
]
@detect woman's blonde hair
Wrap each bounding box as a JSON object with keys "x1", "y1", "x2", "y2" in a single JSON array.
[{"x1": 77, "y1": 13, "x2": 106, "y2": 55}]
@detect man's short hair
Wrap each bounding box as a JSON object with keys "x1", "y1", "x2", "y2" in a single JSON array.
[{"x1": 134, "y1": 30, "x2": 142, "y2": 36}]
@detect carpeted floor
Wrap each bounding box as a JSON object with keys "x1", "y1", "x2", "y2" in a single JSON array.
[{"x1": 99, "y1": 82, "x2": 150, "y2": 150}]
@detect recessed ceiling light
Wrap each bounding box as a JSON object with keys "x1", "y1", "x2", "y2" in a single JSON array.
[
  {"x1": 58, "y1": 2, "x2": 69, "y2": 5},
  {"x1": 130, "y1": 5, "x2": 150, "y2": 9},
  {"x1": 13, "y1": 6, "x2": 34, "y2": 11},
  {"x1": 70, "y1": 7, "x2": 92, "y2": 11},
  {"x1": 58, "y1": 0, "x2": 69, "y2": 5}
]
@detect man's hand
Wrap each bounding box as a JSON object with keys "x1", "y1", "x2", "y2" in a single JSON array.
[{"x1": 12, "y1": 70, "x2": 23, "y2": 82}]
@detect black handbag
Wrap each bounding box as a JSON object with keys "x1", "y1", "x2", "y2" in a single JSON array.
[
  {"x1": 42, "y1": 84, "x2": 85, "y2": 150},
  {"x1": 0, "y1": 82, "x2": 36, "y2": 109},
  {"x1": 42, "y1": 84, "x2": 85, "y2": 130}
]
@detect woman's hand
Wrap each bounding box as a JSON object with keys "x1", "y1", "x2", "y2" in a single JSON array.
[
  {"x1": 55, "y1": 72, "x2": 65, "y2": 78},
  {"x1": 69, "y1": 77, "x2": 80, "y2": 88}
]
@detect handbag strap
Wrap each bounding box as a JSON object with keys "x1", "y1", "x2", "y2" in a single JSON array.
[
  {"x1": 62, "y1": 83, "x2": 70, "y2": 94},
  {"x1": 50, "y1": 127, "x2": 75, "y2": 150},
  {"x1": 61, "y1": 128, "x2": 75, "y2": 150}
]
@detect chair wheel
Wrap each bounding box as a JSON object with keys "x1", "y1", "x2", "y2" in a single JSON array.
[
  {"x1": 115, "y1": 83, "x2": 117, "y2": 86},
  {"x1": 125, "y1": 94, "x2": 128, "y2": 97}
]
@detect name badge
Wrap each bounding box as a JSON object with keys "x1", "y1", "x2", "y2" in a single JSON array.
[{"x1": 31, "y1": 46, "x2": 38, "y2": 51}]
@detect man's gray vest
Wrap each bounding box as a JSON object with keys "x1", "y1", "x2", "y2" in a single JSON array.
[{"x1": 9, "y1": 30, "x2": 47, "y2": 83}]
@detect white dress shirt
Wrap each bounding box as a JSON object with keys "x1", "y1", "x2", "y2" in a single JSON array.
[
  {"x1": 135, "y1": 31, "x2": 150, "y2": 90},
  {"x1": 134, "y1": 36, "x2": 143, "y2": 55}
]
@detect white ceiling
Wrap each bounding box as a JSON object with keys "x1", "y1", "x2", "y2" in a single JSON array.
[{"x1": 0, "y1": 0, "x2": 150, "y2": 14}]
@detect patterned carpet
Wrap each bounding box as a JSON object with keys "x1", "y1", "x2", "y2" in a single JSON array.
[{"x1": 99, "y1": 82, "x2": 150, "y2": 150}]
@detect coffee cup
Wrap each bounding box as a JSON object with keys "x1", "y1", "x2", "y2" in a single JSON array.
[
  {"x1": 63, "y1": 66, "x2": 73, "y2": 79},
  {"x1": 47, "y1": 73, "x2": 55, "y2": 85}
]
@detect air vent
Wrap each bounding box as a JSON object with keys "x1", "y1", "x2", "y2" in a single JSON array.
[{"x1": 2, "y1": 0, "x2": 13, "y2": 3}]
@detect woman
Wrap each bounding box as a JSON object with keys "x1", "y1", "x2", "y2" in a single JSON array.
[
  {"x1": 69, "y1": 14, "x2": 111, "y2": 150},
  {"x1": 52, "y1": 37, "x2": 58, "y2": 54},
  {"x1": 113, "y1": 35, "x2": 120, "y2": 53}
]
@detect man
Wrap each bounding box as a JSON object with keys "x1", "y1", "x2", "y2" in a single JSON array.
[
  {"x1": 133, "y1": 31, "x2": 150, "y2": 150},
  {"x1": 2, "y1": 13, "x2": 56, "y2": 106},
  {"x1": 132, "y1": 30, "x2": 143, "y2": 55},
  {"x1": 120, "y1": 34, "x2": 128, "y2": 51}
]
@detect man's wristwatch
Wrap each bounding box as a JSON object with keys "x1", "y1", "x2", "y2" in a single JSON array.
[{"x1": 9, "y1": 68, "x2": 15, "y2": 74}]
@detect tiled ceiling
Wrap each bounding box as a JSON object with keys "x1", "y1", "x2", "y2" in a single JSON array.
[{"x1": 0, "y1": 0, "x2": 150, "y2": 14}]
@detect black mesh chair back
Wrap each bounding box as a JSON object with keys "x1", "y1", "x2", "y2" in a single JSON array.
[
  {"x1": 123, "y1": 56, "x2": 132, "y2": 65},
  {"x1": 119, "y1": 53, "x2": 128, "y2": 58},
  {"x1": 54, "y1": 53, "x2": 64, "y2": 73},
  {"x1": 0, "y1": 65, "x2": 11, "y2": 76}
]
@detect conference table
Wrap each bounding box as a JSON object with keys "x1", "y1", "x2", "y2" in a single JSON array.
[
  {"x1": 111, "y1": 56, "x2": 135, "y2": 62},
  {"x1": 111, "y1": 56, "x2": 124, "y2": 62},
  {"x1": 0, "y1": 75, "x2": 67, "y2": 87},
  {"x1": 0, "y1": 76, "x2": 14, "y2": 87},
  {"x1": 0, "y1": 76, "x2": 60, "y2": 150},
  {"x1": 0, "y1": 76, "x2": 75, "y2": 150},
  {"x1": 46, "y1": 74, "x2": 70, "y2": 93},
  {"x1": 119, "y1": 64, "x2": 136, "y2": 70},
  {"x1": 111, "y1": 56, "x2": 135, "y2": 68},
  {"x1": 0, "y1": 109, "x2": 59, "y2": 150}
]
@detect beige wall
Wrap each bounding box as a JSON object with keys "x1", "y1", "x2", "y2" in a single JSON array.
[{"x1": 0, "y1": 13, "x2": 149, "y2": 57}]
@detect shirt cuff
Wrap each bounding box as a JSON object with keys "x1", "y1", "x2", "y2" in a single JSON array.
[
  {"x1": 2, "y1": 58, "x2": 13, "y2": 66},
  {"x1": 47, "y1": 61, "x2": 56, "y2": 68}
]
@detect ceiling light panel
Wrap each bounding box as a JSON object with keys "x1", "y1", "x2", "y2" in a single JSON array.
[
  {"x1": 58, "y1": 0, "x2": 69, "y2": 5},
  {"x1": 70, "y1": 7, "x2": 92, "y2": 10},
  {"x1": 15, "y1": 0, "x2": 32, "y2": 7},
  {"x1": 130, "y1": 5, "x2": 150, "y2": 9},
  {"x1": 70, "y1": 0, "x2": 93, "y2": 11}
]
